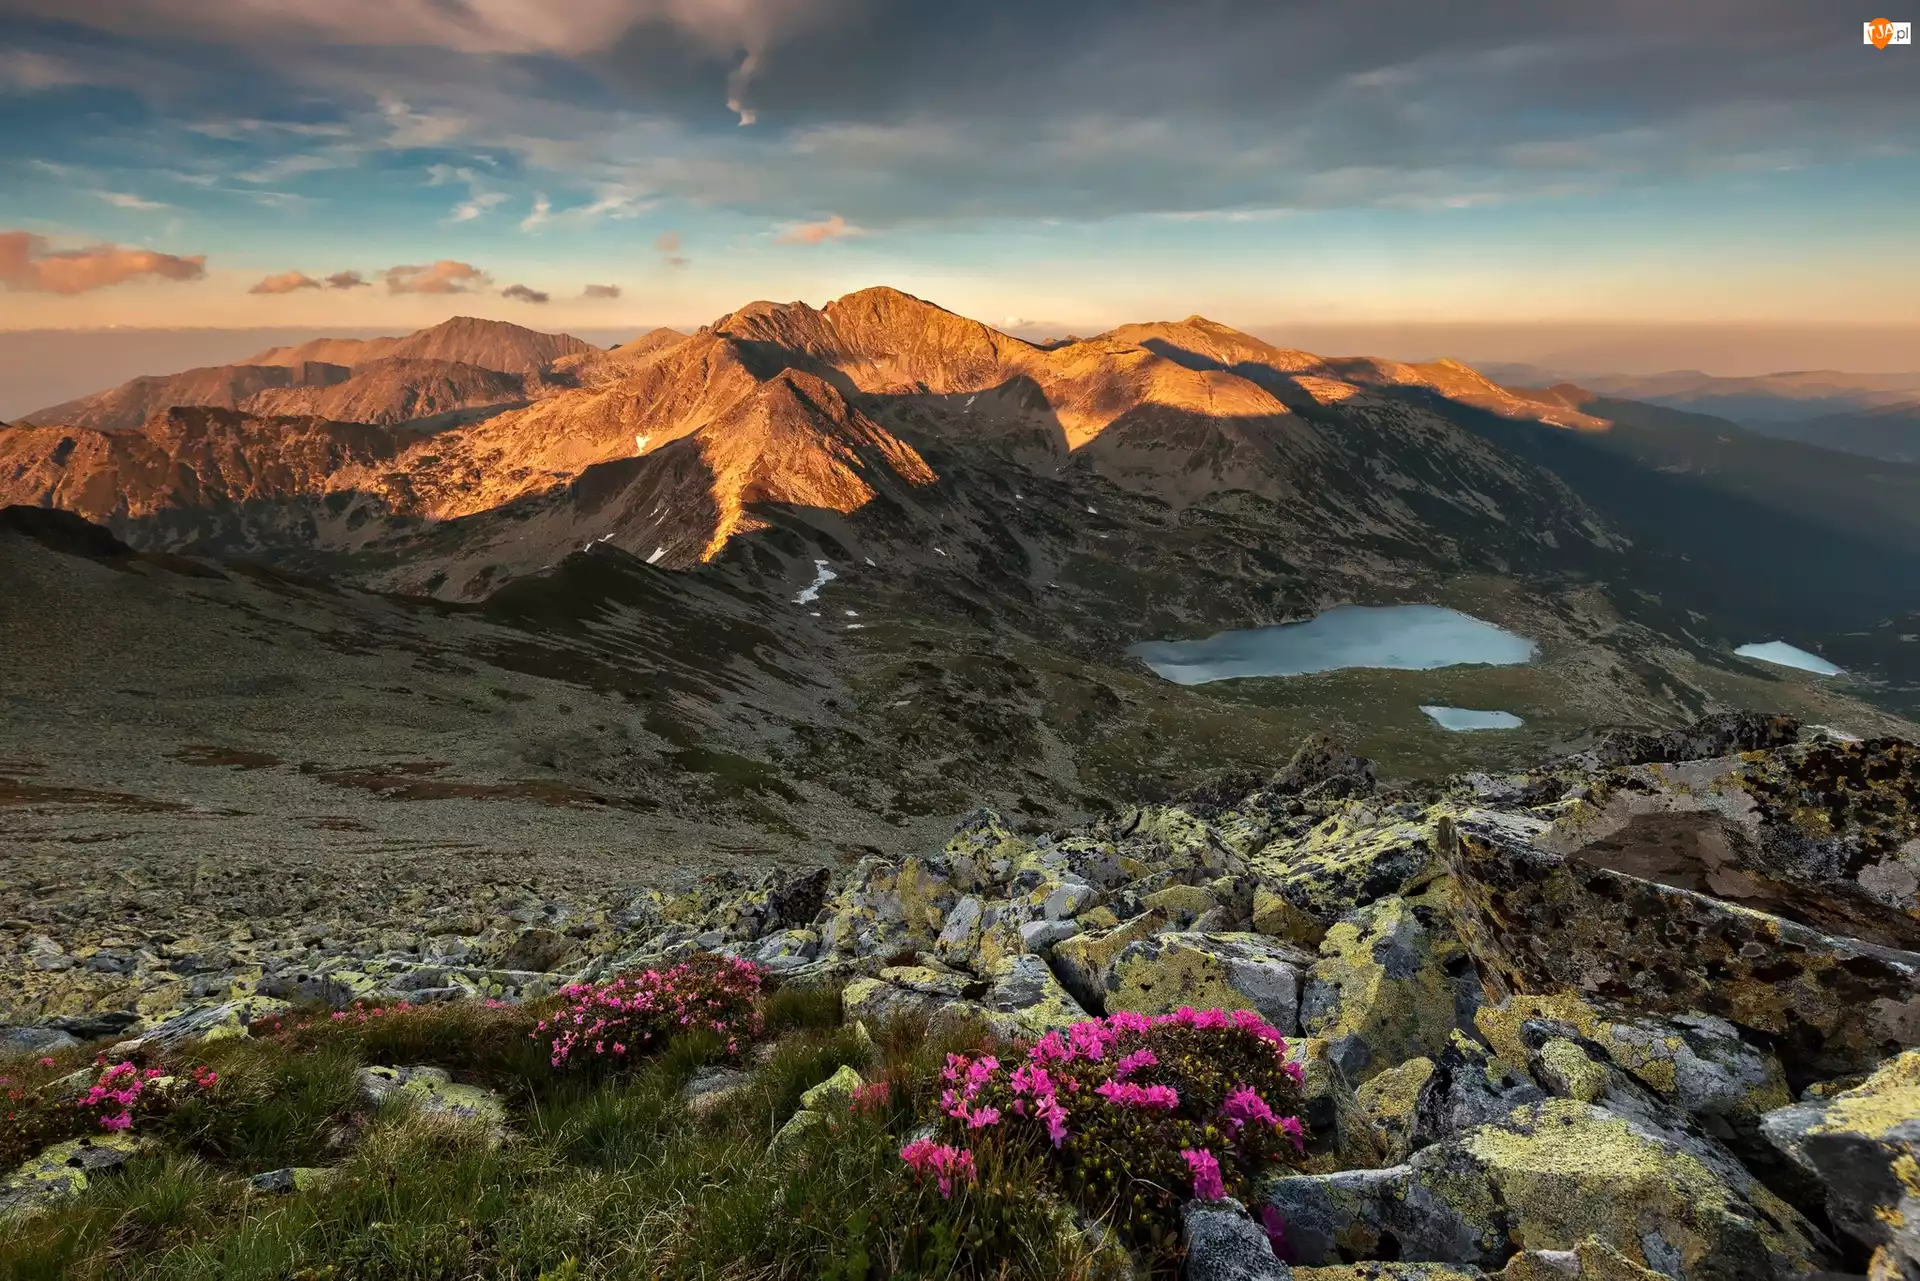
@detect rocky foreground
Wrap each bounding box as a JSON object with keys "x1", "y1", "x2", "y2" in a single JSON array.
[{"x1": 5, "y1": 710, "x2": 1919, "y2": 1279}]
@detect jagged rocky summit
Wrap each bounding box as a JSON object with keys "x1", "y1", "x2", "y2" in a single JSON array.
[{"x1": 5, "y1": 710, "x2": 1918, "y2": 1278}]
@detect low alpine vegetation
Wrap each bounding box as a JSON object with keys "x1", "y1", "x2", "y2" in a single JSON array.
[{"x1": 1, "y1": 954, "x2": 1306, "y2": 1279}]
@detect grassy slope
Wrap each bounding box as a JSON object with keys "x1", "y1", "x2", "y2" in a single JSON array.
[{"x1": 0, "y1": 991, "x2": 1113, "y2": 1281}]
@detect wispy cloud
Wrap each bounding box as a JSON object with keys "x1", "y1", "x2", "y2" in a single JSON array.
[
  {"x1": 428, "y1": 162, "x2": 510, "y2": 222},
  {"x1": 0, "y1": 230, "x2": 206, "y2": 294},
  {"x1": 383, "y1": 259, "x2": 489, "y2": 294},
  {"x1": 500, "y1": 282, "x2": 548, "y2": 303},
  {"x1": 93, "y1": 190, "x2": 169, "y2": 211},
  {"x1": 519, "y1": 191, "x2": 551, "y2": 231},
  {"x1": 582, "y1": 282, "x2": 620, "y2": 299},
  {"x1": 326, "y1": 269, "x2": 369, "y2": 289},
  {"x1": 249, "y1": 270, "x2": 321, "y2": 294},
  {"x1": 776, "y1": 213, "x2": 859, "y2": 245},
  {"x1": 235, "y1": 153, "x2": 339, "y2": 183}
]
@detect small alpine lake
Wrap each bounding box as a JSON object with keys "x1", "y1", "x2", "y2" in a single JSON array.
[
  {"x1": 1129, "y1": 604, "x2": 1537, "y2": 685},
  {"x1": 1735, "y1": 641, "x2": 1844, "y2": 677},
  {"x1": 1420, "y1": 706, "x2": 1526, "y2": 731}
]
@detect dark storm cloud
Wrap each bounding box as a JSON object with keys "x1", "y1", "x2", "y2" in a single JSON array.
[{"x1": 3, "y1": 1, "x2": 1915, "y2": 226}]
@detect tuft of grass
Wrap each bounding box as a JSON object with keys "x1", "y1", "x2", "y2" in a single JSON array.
[{"x1": 760, "y1": 981, "x2": 846, "y2": 1037}]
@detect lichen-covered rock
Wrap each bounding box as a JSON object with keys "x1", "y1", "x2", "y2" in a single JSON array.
[
  {"x1": 1355, "y1": 1056, "x2": 1434, "y2": 1165},
  {"x1": 1473, "y1": 993, "x2": 1791, "y2": 1171},
  {"x1": 248, "y1": 1166, "x2": 338, "y2": 1195},
  {"x1": 799, "y1": 1064, "x2": 865, "y2": 1111},
  {"x1": 1579, "y1": 712, "x2": 1803, "y2": 770},
  {"x1": 1106, "y1": 932, "x2": 1313, "y2": 1031},
  {"x1": 1543, "y1": 736, "x2": 1920, "y2": 950},
  {"x1": 1181, "y1": 1196, "x2": 1292, "y2": 1280},
  {"x1": 1051, "y1": 910, "x2": 1170, "y2": 1013},
  {"x1": 1264, "y1": 1098, "x2": 1827, "y2": 1279},
  {"x1": 768, "y1": 1107, "x2": 827, "y2": 1155},
  {"x1": 1497, "y1": 1238, "x2": 1668, "y2": 1279},
  {"x1": 357, "y1": 1065, "x2": 507, "y2": 1142},
  {"x1": 1300, "y1": 891, "x2": 1471, "y2": 1084},
  {"x1": 1410, "y1": 1031, "x2": 1546, "y2": 1151},
  {"x1": 126, "y1": 995, "x2": 294, "y2": 1051},
  {"x1": 1284, "y1": 1037, "x2": 1387, "y2": 1172},
  {"x1": 1760, "y1": 1049, "x2": 1920, "y2": 1273},
  {"x1": 981, "y1": 954, "x2": 1088, "y2": 1034},
  {"x1": 1251, "y1": 809, "x2": 1441, "y2": 947},
  {"x1": 1440, "y1": 808, "x2": 1920, "y2": 1078},
  {"x1": 0, "y1": 1134, "x2": 146, "y2": 1221}
]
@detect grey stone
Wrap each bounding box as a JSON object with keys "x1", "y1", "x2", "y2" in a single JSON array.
[
  {"x1": 0, "y1": 1026, "x2": 80, "y2": 1056},
  {"x1": 1018, "y1": 917, "x2": 1079, "y2": 953},
  {"x1": 1180, "y1": 1197, "x2": 1291, "y2": 1280},
  {"x1": 1043, "y1": 882, "x2": 1099, "y2": 921}
]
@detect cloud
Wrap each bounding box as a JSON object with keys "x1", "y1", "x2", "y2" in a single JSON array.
[
  {"x1": 382, "y1": 259, "x2": 490, "y2": 294},
  {"x1": 6, "y1": 0, "x2": 1919, "y2": 239},
  {"x1": 427, "y1": 163, "x2": 510, "y2": 222},
  {"x1": 0, "y1": 49, "x2": 86, "y2": 93},
  {"x1": 325, "y1": 269, "x2": 369, "y2": 289},
  {"x1": 249, "y1": 269, "x2": 322, "y2": 293},
  {"x1": 654, "y1": 230, "x2": 689, "y2": 268},
  {"x1": 520, "y1": 191, "x2": 551, "y2": 230},
  {"x1": 93, "y1": 190, "x2": 169, "y2": 211},
  {"x1": 235, "y1": 153, "x2": 338, "y2": 183},
  {"x1": 582, "y1": 282, "x2": 621, "y2": 298},
  {"x1": 0, "y1": 230, "x2": 207, "y2": 294},
  {"x1": 500, "y1": 282, "x2": 549, "y2": 303},
  {"x1": 776, "y1": 213, "x2": 858, "y2": 245}
]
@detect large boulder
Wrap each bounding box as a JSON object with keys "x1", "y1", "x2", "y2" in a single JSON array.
[
  {"x1": 357, "y1": 1066, "x2": 507, "y2": 1143},
  {"x1": 1543, "y1": 736, "x2": 1920, "y2": 950},
  {"x1": 1051, "y1": 910, "x2": 1171, "y2": 1013},
  {"x1": 1439, "y1": 808, "x2": 1920, "y2": 1078},
  {"x1": 1760, "y1": 1049, "x2": 1920, "y2": 1276},
  {"x1": 979, "y1": 954, "x2": 1089, "y2": 1035},
  {"x1": 1104, "y1": 932, "x2": 1315, "y2": 1031},
  {"x1": 1181, "y1": 1197, "x2": 1293, "y2": 1280},
  {"x1": 1473, "y1": 993, "x2": 1790, "y2": 1169},
  {"x1": 1299, "y1": 889, "x2": 1474, "y2": 1084},
  {"x1": 1264, "y1": 1098, "x2": 1827, "y2": 1279},
  {"x1": 1250, "y1": 809, "x2": 1442, "y2": 948},
  {"x1": 0, "y1": 1134, "x2": 147, "y2": 1221}
]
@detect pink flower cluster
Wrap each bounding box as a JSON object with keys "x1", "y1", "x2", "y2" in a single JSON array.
[
  {"x1": 934, "y1": 1005, "x2": 1299, "y2": 1151},
  {"x1": 850, "y1": 1080, "x2": 891, "y2": 1113},
  {"x1": 330, "y1": 1000, "x2": 414, "y2": 1024},
  {"x1": 80, "y1": 1061, "x2": 165, "y2": 1132},
  {"x1": 940, "y1": 1053, "x2": 1004, "y2": 1129},
  {"x1": 537, "y1": 955, "x2": 766, "y2": 1069},
  {"x1": 900, "y1": 1137, "x2": 977, "y2": 1198},
  {"x1": 1182, "y1": 1148, "x2": 1226, "y2": 1201},
  {"x1": 1093, "y1": 1080, "x2": 1181, "y2": 1110}
]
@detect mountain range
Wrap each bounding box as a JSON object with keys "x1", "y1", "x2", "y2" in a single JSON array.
[
  {"x1": 4, "y1": 287, "x2": 1918, "y2": 874},
  {"x1": 1483, "y1": 362, "x2": 1920, "y2": 463}
]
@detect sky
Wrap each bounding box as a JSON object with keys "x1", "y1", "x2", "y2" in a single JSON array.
[{"x1": 1, "y1": 0, "x2": 1918, "y2": 366}]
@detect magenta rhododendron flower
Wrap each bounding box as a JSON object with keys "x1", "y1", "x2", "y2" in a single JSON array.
[
  {"x1": 539, "y1": 955, "x2": 765, "y2": 1069},
  {"x1": 900, "y1": 1138, "x2": 977, "y2": 1198},
  {"x1": 1182, "y1": 1148, "x2": 1226, "y2": 1201},
  {"x1": 1093, "y1": 1080, "x2": 1181, "y2": 1110},
  {"x1": 1260, "y1": 1205, "x2": 1290, "y2": 1257}
]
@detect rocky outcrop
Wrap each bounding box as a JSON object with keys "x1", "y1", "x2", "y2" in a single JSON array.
[
  {"x1": 1264, "y1": 1098, "x2": 1825, "y2": 1279},
  {"x1": 1760, "y1": 1050, "x2": 1920, "y2": 1277},
  {"x1": 1440, "y1": 806, "x2": 1920, "y2": 1079}
]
